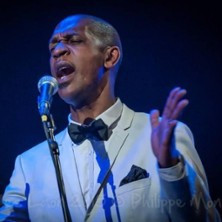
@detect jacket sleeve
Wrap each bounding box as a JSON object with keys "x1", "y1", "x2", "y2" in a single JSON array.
[
  {"x1": 158, "y1": 122, "x2": 221, "y2": 222},
  {"x1": 0, "y1": 155, "x2": 30, "y2": 222}
]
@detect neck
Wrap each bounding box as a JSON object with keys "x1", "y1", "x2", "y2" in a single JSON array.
[{"x1": 70, "y1": 81, "x2": 116, "y2": 124}]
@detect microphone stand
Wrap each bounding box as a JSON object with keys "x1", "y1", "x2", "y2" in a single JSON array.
[{"x1": 41, "y1": 114, "x2": 72, "y2": 222}]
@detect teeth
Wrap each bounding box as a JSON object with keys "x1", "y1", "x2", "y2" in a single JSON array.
[
  {"x1": 56, "y1": 63, "x2": 75, "y2": 78},
  {"x1": 59, "y1": 67, "x2": 66, "y2": 71}
]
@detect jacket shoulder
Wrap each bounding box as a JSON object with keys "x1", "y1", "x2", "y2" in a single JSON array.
[
  {"x1": 123, "y1": 104, "x2": 151, "y2": 127},
  {"x1": 123, "y1": 105, "x2": 191, "y2": 135},
  {"x1": 20, "y1": 129, "x2": 67, "y2": 160}
]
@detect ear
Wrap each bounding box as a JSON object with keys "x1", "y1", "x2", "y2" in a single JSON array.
[{"x1": 104, "y1": 46, "x2": 121, "y2": 69}]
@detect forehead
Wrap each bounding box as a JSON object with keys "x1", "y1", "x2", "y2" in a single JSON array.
[{"x1": 51, "y1": 17, "x2": 90, "y2": 38}]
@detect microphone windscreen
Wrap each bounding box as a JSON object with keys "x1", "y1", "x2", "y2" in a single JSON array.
[{"x1": 38, "y1": 75, "x2": 58, "y2": 95}]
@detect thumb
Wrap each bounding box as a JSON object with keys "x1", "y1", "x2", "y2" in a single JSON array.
[{"x1": 150, "y1": 109, "x2": 160, "y2": 129}]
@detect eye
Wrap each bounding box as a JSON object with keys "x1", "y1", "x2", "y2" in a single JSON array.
[
  {"x1": 49, "y1": 46, "x2": 55, "y2": 53},
  {"x1": 49, "y1": 43, "x2": 56, "y2": 53},
  {"x1": 69, "y1": 38, "x2": 83, "y2": 44}
]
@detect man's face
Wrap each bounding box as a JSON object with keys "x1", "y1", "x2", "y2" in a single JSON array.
[{"x1": 49, "y1": 18, "x2": 105, "y2": 107}]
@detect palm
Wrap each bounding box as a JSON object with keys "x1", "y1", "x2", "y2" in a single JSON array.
[{"x1": 150, "y1": 87, "x2": 189, "y2": 168}]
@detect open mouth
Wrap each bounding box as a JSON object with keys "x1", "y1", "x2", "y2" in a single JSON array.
[{"x1": 56, "y1": 61, "x2": 75, "y2": 79}]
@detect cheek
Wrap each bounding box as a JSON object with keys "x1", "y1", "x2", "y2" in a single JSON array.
[
  {"x1": 78, "y1": 49, "x2": 103, "y2": 68},
  {"x1": 80, "y1": 67, "x2": 101, "y2": 85},
  {"x1": 80, "y1": 56, "x2": 103, "y2": 77},
  {"x1": 49, "y1": 58, "x2": 55, "y2": 75}
]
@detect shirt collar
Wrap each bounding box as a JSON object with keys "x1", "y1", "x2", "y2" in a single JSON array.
[{"x1": 68, "y1": 98, "x2": 123, "y2": 129}]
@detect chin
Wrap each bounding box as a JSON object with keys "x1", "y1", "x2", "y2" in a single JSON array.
[
  {"x1": 58, "y1": 88, "x2": 73, "y2": 104},
  {"x1": 58, "y1": 89, "x2": 83, "y2": 108}
]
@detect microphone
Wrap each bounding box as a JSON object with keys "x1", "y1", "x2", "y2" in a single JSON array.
[{"x1": 37, "y1": 75, "x2": 58, "y2": 116}]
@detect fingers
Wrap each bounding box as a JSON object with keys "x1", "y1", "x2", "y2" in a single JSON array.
[
  {"x1": 162, "y1": 87, "x2": 188, "y2": 120},
  {"x1": 150, "y1": 109, "x2": 160, "y2": 129},
  {"x1": 171, "y1": 99, "x2": 189, "y2": 119},
  {"x1": 163, "y1": 87, "x2": 180, "y2": 118},
  {"x1": 161, "y1": 119, "x2": 178, "y2": 146},
  {"x1": 168, "y1": 119, "x2": 178, "y2": 128}
]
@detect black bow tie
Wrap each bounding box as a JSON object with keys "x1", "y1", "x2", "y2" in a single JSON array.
[{"x1": 68, "y1": 118, "x2": 109, "y2": 144}]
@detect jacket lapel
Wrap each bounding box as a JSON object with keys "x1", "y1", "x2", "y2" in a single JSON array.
[
  {"x1": 85, "y1": 105, "x2": 135, "y2": 220},
  {"x1": 56, "y1": 129, "x2": 87, "y2": 218},
  {"x1": 106, "y1": 104, "x2": 135, "y2": 166}
]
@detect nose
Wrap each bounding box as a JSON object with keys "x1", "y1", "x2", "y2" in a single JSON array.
[{"x1": 52, "y1": 42, "x2": 70, "y2": 59}]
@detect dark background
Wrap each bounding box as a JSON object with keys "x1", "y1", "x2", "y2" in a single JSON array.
[{"x1": 0, "y1": 0, "x2": 221, "y2": 215}]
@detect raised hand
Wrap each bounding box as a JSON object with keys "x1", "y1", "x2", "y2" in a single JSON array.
[{"x1": 150, "y1": 87, "x2": 189, "y2": 168}]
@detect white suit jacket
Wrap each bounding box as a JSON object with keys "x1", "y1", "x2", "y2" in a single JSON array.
[{"x1": 0, "y1": 104, "x2": 220, "y2": 222}]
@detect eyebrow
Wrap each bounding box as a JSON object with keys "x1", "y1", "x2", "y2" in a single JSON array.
[{"x1": 49, "y1": 32, "x2": 80, "y2": 44}]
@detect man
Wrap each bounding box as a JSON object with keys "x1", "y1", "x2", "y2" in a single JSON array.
[{"x1": 0, "y1": 14, "x2": 220, "y2": 221}]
